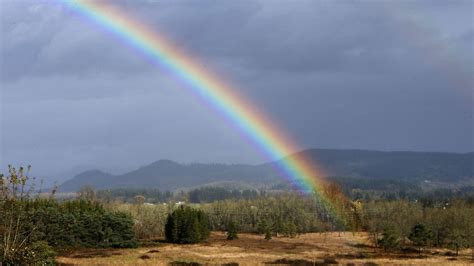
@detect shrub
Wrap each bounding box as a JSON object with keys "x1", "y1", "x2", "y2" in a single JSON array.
[
  {"x1": 281, "y1": 221, "x2": 297, "y2": 238},
  {"x1": 265, "y1": 229, "x2": 272, "y2": 240},
  {"x1": 165, "y1": 206, "x2": 210, "y2": 244},
  {"x1": 226, "y1": 220, "x2": 238, "y2": 240},
  {"x1": 445, "y1": 228, "x2": 469, "y2": 256},
  {"x1": 409, "y1": 223, "x2": 434, "y2": 253},
  {"x1": 23, "y1": 241, "x2": 56, "y2": 265},
  {"x1": 378, "y1": 227, "x2": 399, "y2": 251},
  {"x1": 258, "y1": 219, "x2": 275, "y2": 235},
  {"x1": 0, "y1": 241, "x2": 56, "y2": 265},
  {"x1": 1, "y1": 241, "x2": 56, "y2": 265},
  {"x1": 257, "y1": 219, "x2": 273, "y2": 240},
  {"x1": 26, "y1": 200, "x2": 138, "y2": 248}
]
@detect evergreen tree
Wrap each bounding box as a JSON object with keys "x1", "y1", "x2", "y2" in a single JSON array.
[
  {"x1": 282, "y1": 221, "x2": 297, "y2": 238},
  {"x1": 409, "y1": 223, "x2": 433, "y2": 253},
  {"x1": 264, "y1": 228, "x2": 272, "y2": 240},
  {"x1": 165, "y1": 211, "x2": 179, "y2": 243},
  {"x1": 257, "y1": 219, "x2": 269, "y2": 235},
  {"x1": 445, "y1": 228, "x2": 469, "y2": 256},
  {"x1": 226, "y1": 220, "x2": 238, "y2": 240},
  {"x1": 165, "y1": 206, "x2": 210, "y2": 244},
  {"x1": 378, "y1": 227, "x2": 399, "y2": 251},
  {"x1": 197, "y1": 209, "x2": 210, "y2": 240}
]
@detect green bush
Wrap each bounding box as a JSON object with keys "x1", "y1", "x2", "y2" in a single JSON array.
[
  {"x1": 1, "y1": 199, "x2": 138, "y2": 253},
  {"x1": 445, "y1": 228, "x2": 469, "y2": 256},
  {"x1": 1, "y1": 241, "x2": 56, "y2": 265},
  {"x1": 226, "y1": 220, "x2": 238, "y2": 240},
  {"x1": 23, "y1": 241, "x2": 57, "y2": 265},
  {"x1": 281, "y1": 222, "x2": 298, "y2": 238},
  {"x1": 408, "y1": 223, "x2": 433, "y2": 253},
  {"x1": 265, "y1": 229, "x2": 272, "y2": 240},
  {"x1": 165, "y1": 206, "x2": 210, "y2": 244},
  {"x1": 378, "y1": 227, "x2": 399, "y2": 251}
]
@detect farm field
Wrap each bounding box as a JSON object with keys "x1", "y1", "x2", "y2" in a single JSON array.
[{"x1": 56, "y1": 232, "x2": 472, "y2": 265}]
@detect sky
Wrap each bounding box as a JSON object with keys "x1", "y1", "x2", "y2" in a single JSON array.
[{"x1": 1, "y1": 0, "x2": 473, "y2": 182}]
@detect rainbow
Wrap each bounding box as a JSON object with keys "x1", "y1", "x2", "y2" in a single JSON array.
[{"x1": 60, "y1": 0, "x2": 341, "y2": 218}]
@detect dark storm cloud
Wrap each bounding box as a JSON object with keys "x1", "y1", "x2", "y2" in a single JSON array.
[
  {"x1": 1, "y1": 0, "x2": 472, "y2": 182},
  {"x1": 2, "y1": 1, "x2": 472, "y2": 80},
  {"x1": 1, "y1": 2, "x2": 152, "y2": 81}
]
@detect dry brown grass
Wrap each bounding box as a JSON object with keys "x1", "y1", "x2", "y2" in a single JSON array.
[{"x1": 56, "y1": 232, "x2": 473, "y2": 265}]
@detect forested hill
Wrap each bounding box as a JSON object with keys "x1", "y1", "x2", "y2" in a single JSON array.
[
  {"x1": 58, "y1": 149, "x2": 473, "y2": 192},
  {"x1": 280, "y1": 149, "x2": 473, "y2": 181},
  {"x1": 59, "y1": 159, "x2": 277, "y2": 192}
]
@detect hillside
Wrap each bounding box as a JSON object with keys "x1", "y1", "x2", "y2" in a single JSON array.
[
  {"x1": 59, "y1": 170, "x2": 114, "y2": 192},
  {"x1": 59, "y1": 159, "x2": 277, "y2": 192},
  {"x1": 58, "y1": 149, "x2": 473, "y2": 192},
  {"x1": 283, "y1": 149, "x2": 473, "y2": 181}
]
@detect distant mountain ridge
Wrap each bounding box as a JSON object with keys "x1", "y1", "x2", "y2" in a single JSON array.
[
  {"x1": 288, "y1": 149, "x2": 473, "y2": 181},
  {"x1": 59, "y1": 159, "x2": 277, "y2": 192},
  {"x1": 59, "y1": 149, "x2": 473, "y2": 192}
]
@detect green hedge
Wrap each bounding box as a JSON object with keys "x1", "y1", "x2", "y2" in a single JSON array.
[{"x1": 3, "y1": 199, "x2": 138, "y2": 249}]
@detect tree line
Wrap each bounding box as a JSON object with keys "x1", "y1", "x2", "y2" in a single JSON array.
[
  {"x1": 96, "y1": 186, "x2": 261, "y2": 204},
  {"x1": 95, "y1": 179, "x2": 474, "y2": 205},
  {"x1": 363, "y1": 200, "x2": 474, "y2": 255}
]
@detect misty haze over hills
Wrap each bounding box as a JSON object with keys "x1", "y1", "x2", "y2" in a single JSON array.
[{"x1": 58, "y1": 149, "x2": 474, "y2": 192}]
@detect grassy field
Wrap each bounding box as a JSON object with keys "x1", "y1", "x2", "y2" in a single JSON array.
[{"x1": 56, "y1": 232, "x2": 473, "y2": 265}]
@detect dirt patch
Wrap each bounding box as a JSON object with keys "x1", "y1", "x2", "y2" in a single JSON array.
[
  {"x1": 336, "y1": 252, "x2": 371, "y2": 259},
  {"x1": 266, "y1": 258, "x2": 316, "y2": 265},
  {"x1": 170, "y1": 261, "x2": 202, "y2": 266},
  {"x1": 147, "y1": 249, "x2": 160, "y2": 253},
  {"x1": 139, "y1": 254, "x2": 151, "y2": 260},
  {"x1": 67, "y1": 249, "x2": 122, "y2": 259},
  {"x1": 266, "y1": 257, "x2": 339, "y2": 266},
  {"x1": 55, "y1": 232, "x2": 473, "y2": 265}
]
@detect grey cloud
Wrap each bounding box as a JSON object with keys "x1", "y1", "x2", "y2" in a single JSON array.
[
  {"x1": 2, "y1": 1, "x2": 472, "y2": 82},
  {"x1": 1, "y1": 1, "x2": 154, "y2": 81},
  {"x1": 1, "y1": 0, "x2": 472, "y2": 181}
]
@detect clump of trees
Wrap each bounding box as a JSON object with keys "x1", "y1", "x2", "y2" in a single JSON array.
[
  {"x1": 97, "y1": 188, "x2": 173, "y2": 203},
  {"x1": 96, "y1": 187, "x2": 350, "y2": 241},
  {"x1": 362, "y1": 200, "x2": 474, "y2": 255},
  {"x1": 96, "y1": 187, "x2": 261, "y2": 204},
  {"x1": 188, "y1": 187, "x2": 259, "y2": 203},
  {"x1": 112, "y1": 200, "x2": 169, "y2": 239},
  {"x1": 0, "y1": 166, "x2": 137, "y2": 265},
  {"x1": 201, "y1": 183, "x2": 354, "y2": 239},
  {"x1": 165, "y1": 206, "x2": 210, "y2": 244},
  {"x1": 97, "y1": 183, "x2": 473, "y2": 256},
  {"x1": 203, "y1": 193, "x2": 332, "y2": 235},
  {"x1": 24, "y1": 200, "x2": 138, "y2": 248}
]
